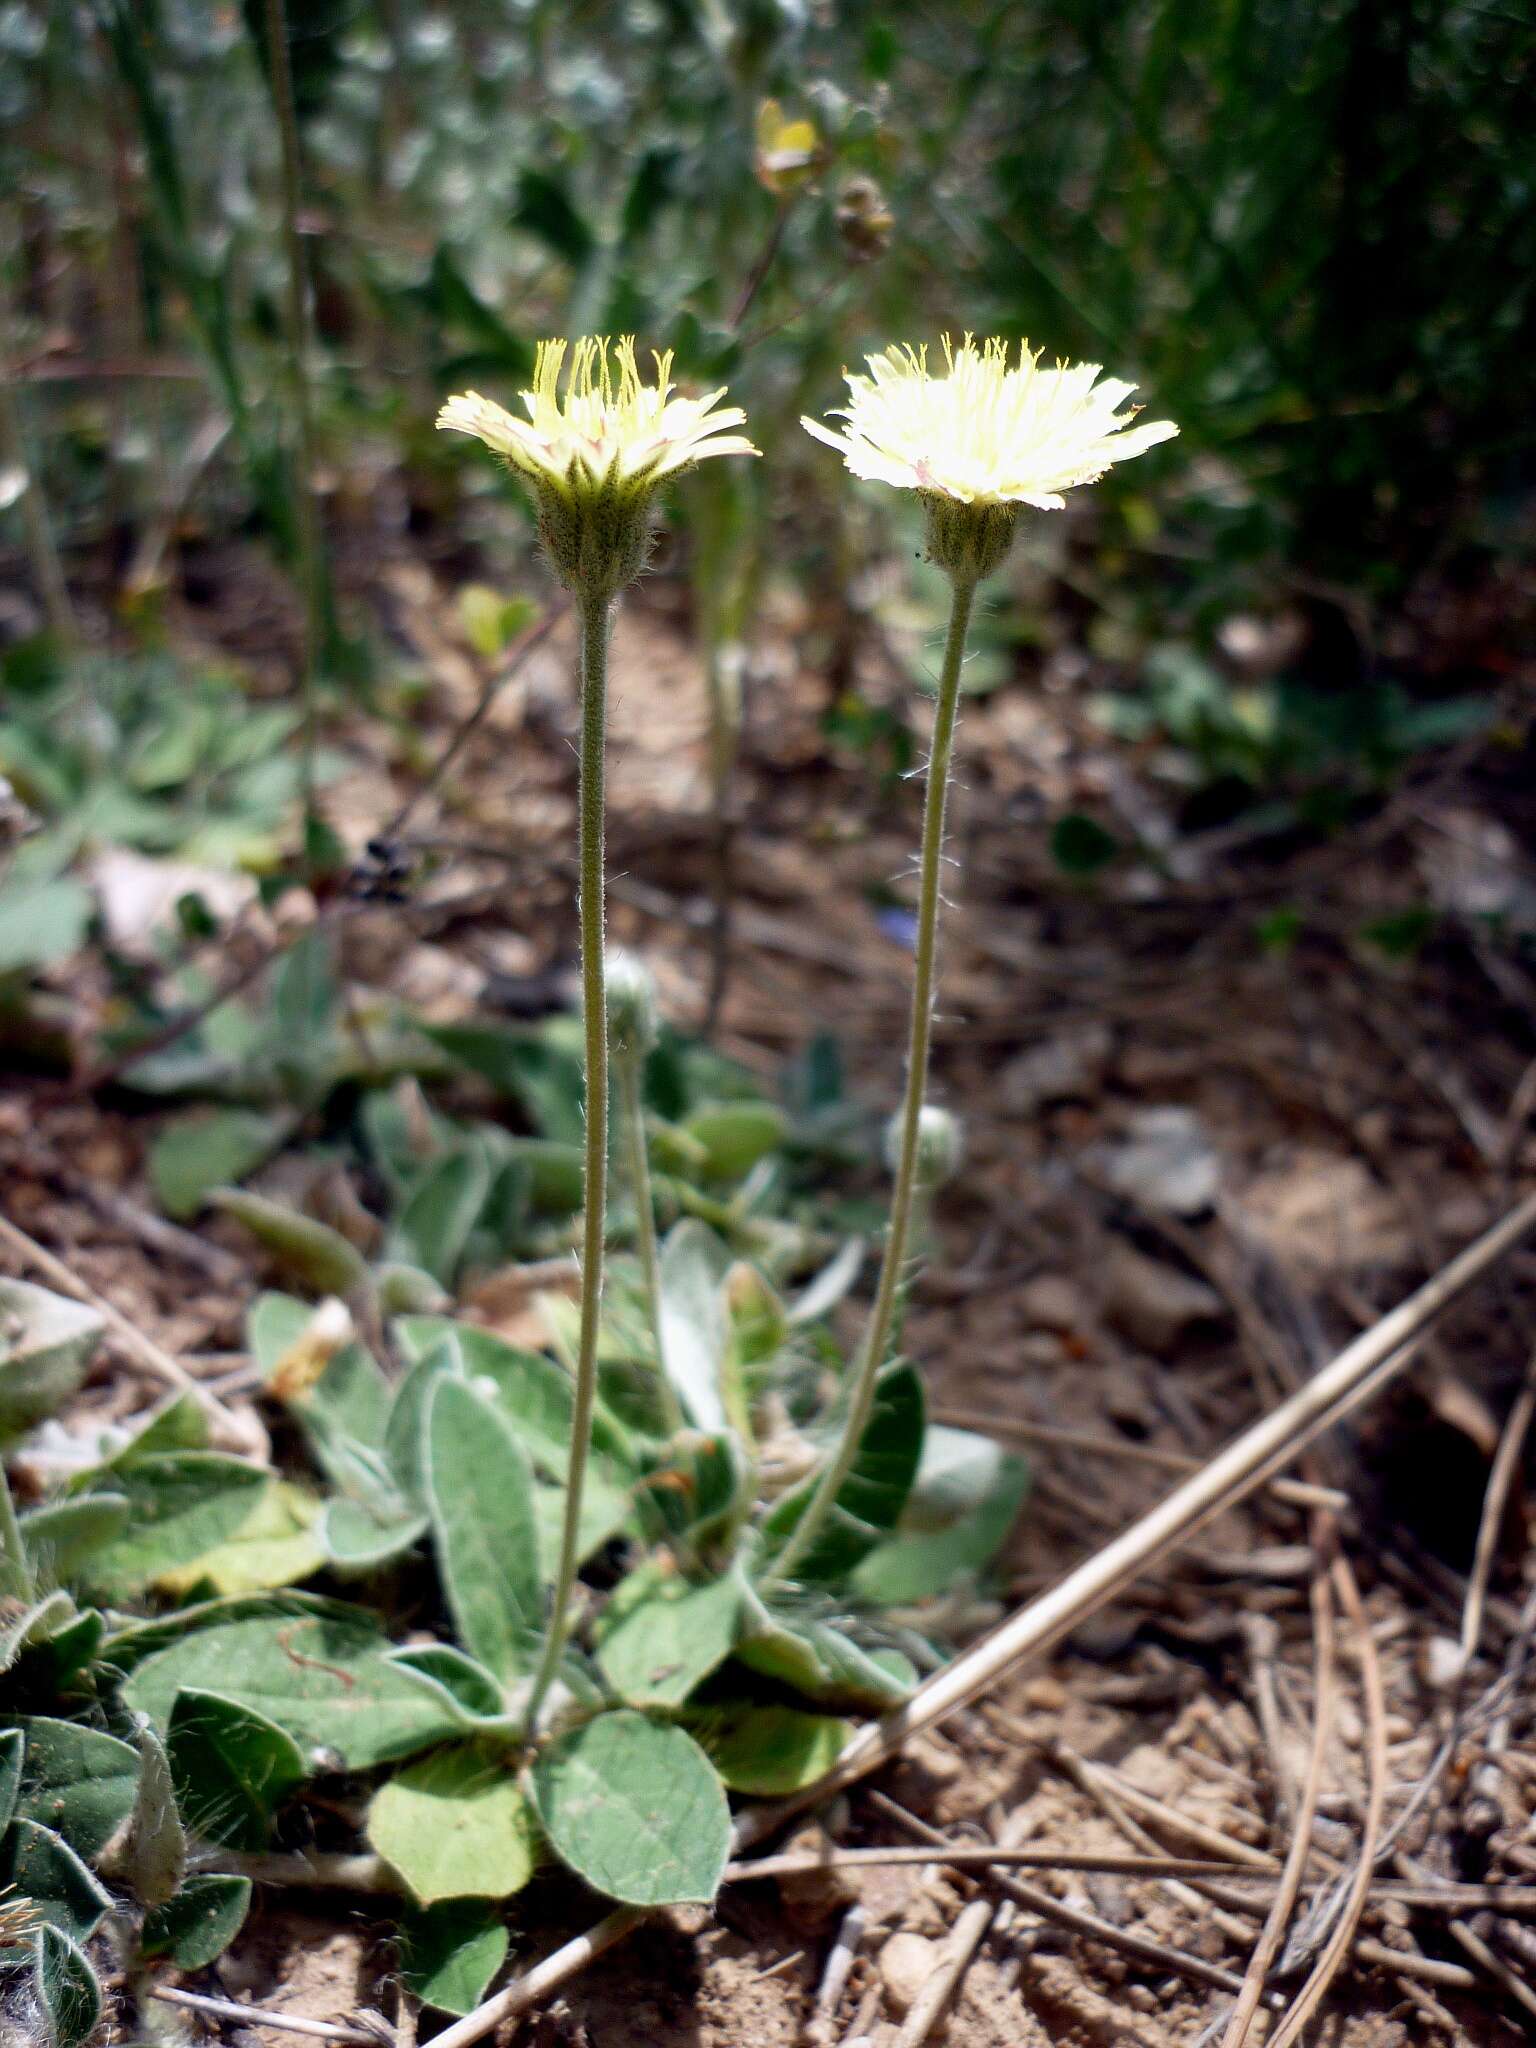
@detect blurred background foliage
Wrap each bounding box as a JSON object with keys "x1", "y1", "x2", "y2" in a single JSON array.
[{"x1": 1, "y1": 0, "x2": 1532, "y2": 747}]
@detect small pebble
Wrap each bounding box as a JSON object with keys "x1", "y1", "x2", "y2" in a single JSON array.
[{"x1": 879, "y1": 1932, "x2": 940, "y2": 2017}]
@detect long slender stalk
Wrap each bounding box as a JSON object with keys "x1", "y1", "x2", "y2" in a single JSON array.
[
  {"x1": 766, "y1": 575, "x2": 976, "y2": 1587},
  {"x1": 260, "y1": 0, "x2": 325, "y2": 855},
  {"x1": 0, "y1": 1462, "x2": 34, "y2": 1605},
  {"x1": 615, "y1": 1047, "x2": 684, "y2": 1436},
  {"x1": 522, "y1": 593, "x2": 612, "y2": 1736}
]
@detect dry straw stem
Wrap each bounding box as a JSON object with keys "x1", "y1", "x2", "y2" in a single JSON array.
[
  {"x1": 1220, "y1": 1560, "x2": 1339, "y2": 2048},
  {"x1": 425, "y1": 1189, "x2": 1536, "y2": 2047}
]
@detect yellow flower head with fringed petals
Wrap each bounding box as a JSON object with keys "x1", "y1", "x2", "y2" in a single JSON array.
[
  {"x1": 439, "y1": 338, "x2": 757, "y2": 494},
  {"x1": 438, "y1": 338, "x2": 757, "y2": 596}
]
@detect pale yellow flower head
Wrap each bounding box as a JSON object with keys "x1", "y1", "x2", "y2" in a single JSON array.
[
  {"x1": 438, "y1": 338, "x2": 757, "y2": 596},
  {"x1": 802, "y1": 335, "x2": 1178, "y2": 513},
  {"x1": 438, "y1": 337, "x2": 757, "y2": 494}
]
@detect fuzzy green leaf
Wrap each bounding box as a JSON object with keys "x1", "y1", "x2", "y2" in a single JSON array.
[
  {"x1": 149, "y1": 1108, "x2": 280, "y2": 1219},
  {"x1": 530, "y1": 1710, "x2": 729, "y2": 1907},
  {"x1": 211, "y1": 1190, "x2": 369, "y2": 1295},
  {"x1": 425, "y1": 1376, "x2": 544, "y2": 1680},
  {"x1": 34, "y1": 1924, "x2": 102, "y2": 2048},
  {"x1": 121, "y1": 1612, "x2": 462, "y2": 1770},
  {"x1": 0, "y1": 1280, "x2": 103, "y2": 1442},
  {"x1": 78, "y1": 1453, "x2": 268, "y2": 1599},
  {"x1": 0, "y1": 1821, "x2": 111, "y2": 1942},
  {"x1": 387, "y1": 1148, "x2": 491, "y2": 1287},
  {"x1": 596, "y1": 1564, "x2": 746, "y2": 1708},
  {"x1": 701, "y1": 1704, "x2": 852, "y2": 1795},
  {"x1": 761, "y1": 1362, "x2": 925, "y2": 1585},
  {"x1": 367, "y1": 1743, "x2": 537, "y2": 1904},
  {"x1": 398, "y1": 1900, "x2": 508, "y2": 2014},
  {"x1": 11, "y1": 1718, "x2": 140, "y2": 1860},
  {"x1": 18, "y1": 1497, "x2": 130, "y2": 1586},
  {"x1": 141, "y1": 1873, "x2": 252, "y2": 1968},
  {"x1": 113, "y1": 1727, "x2": 185, "y2": 1907},
  {"x1": 167, "y1": 1688, "x2": 306, "y2": 1850}
]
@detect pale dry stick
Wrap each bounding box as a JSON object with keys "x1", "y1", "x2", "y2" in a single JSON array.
[
  {"x1": 739, "y1": 1190, "x2": 1536, "y2": 1845},
  {"x1": 1221, "y1": 1564, "x2": 1338, "y2": 2048},
  {"x1": 423, "y1": 1197, "x2": 1536, "y2": 2048},
  {"x1": 1461, "y1": 1346, "x2": 1536, "y2": 1667},
  {"x1": 864, "y1": 1790, "x2": 1259, "y2": 2004},
  {"x1": 727, "y1": 1847, "x2": 1247, "y2": 1884},
  {"x1": 1059, "y1": 1748, "x2": 1278, "y2": 1872},
  {"x1": 807, "y1": 1903, "x2": 866, "y2": 2046},
  {"x1": 1416, "y1": 1877, "x2": 1536, "y2": 2027},
  {"x1": 1265, "y1": 1554, "x2": 1386, "y2": 2048},
  {"x1": 423, "y1": 1908, "x2": 642, "y2": 2048},
  {"x1": 0, "y1": 1211, "x2": 266, "y2": 1458},
  {"x1": 150, "y1": 1988, "x2": 387, "y2": 2046},
  {"x1": 1352, "y1": 1938, "x2": 1478, "y2": 1992}
]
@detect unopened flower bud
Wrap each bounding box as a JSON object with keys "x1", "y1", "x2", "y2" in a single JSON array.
[
  {"x1": 604, "y1": 948, "x2": 659, "y2": 1057},
  {"x1": 886, "y1": 1103, "x2": 963, "y2": 1188}
]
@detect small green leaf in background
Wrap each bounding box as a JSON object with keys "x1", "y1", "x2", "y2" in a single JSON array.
[
  {"x1": 0, "y1": 1280, "x2": 104, "y2": 1442},
  {"x1": 141, "y1": 1873, "x2": 252, "y2": 1968},
  {"x1": 167, "y1": 1688, "x2": 306, "y2": 1849},
  {"x1": 658, "y1": 1221, "x2": 730, "y2": 1433},
  {"x1": 367, "y1": 1743, "x2": 537, "y2": 1904},
  {"x1": 682, "y1": 1102, "x2": 786, "y2": 1182},
  {"x1": 761, "y1": 1361, "x2": 925, "y2": 1584},
  {"x1": 0, "y1": 878, "x2": 92, "y2": 973},
  {"x1": 701, "y1": 1704, "x2": 851, "y2": 1796},
  {"x1": 398, "y1": 1899, "x2": 508, "y2": 2014},
  {"x1": 19, "y1": 1495, "x2": 130, "y2": 1585},
  {"x1": 212, "y1": 1190, "x2": 369, "y2": 1295},
  {"x1": 596, "y1": 1564, "x2": 745, "y2": 1707},
  {"x1": 1050, "y1": 811, "x2": 1121, "y2": 876},
  {"x1": 458, "y1": 586, "x2": 536, "y2": 660},
  {"x1": 112, "y1": 1727, "x2": 185, "y2": 1907},
  {"x1": 0, "y1": 1593, "x2": 75, "y2": 1676},
  {"x1": 122, "y1": 1611, "x2": 461, "y2": 1770},
  {"x1": 530, "y1": 1710, "x2": 729, "y2": 1907},
  {"x1": 12, "y1": 1718, "x2": 140, "y2": 1860},
  {"x1": 320, "y1": 1498, "x2": 427, "y2": 1573},
  {"x1": 149, "y1": 1107, "x2": 281, "y2": 1218},
  {"x1": 0, "y1": 1821, "x2": 111, "y2": 1941},
  {"x1": 153, "y1": 1479, "x2": 325, "y2": 1599},
  {"x1": 78, "y1": 1453, "x2": 268, "y2": 1599},
  {"x1": 853, "y1": 1426, "x2": 1029, "y2": 1605},
  {"x1": 33, "y1": 1925, "x2": 102, "y2": 2048},
  {"x1": 424, "y1": 1376, "x2": 545, "y2": 1681},
  {"x1": 385, "y1": 1646, "x2": 506, "y2": 1723},
  {"x1": 736, "y1": 1609, "x2": 916, "y2": 1713},
  {"x1": 387, "y1": 1147, "x2": 491, "y2": 1288}
]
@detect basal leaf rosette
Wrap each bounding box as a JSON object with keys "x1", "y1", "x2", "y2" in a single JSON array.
[
  {"x1": 439, "y1": 337, "x2": 759, "y2": 597},
  {"x1": 802, "y1": 334, "x2": 1178, "y2": 582}
]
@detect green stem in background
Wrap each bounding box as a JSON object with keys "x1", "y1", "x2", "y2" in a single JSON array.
[
  {"x1": 766, "y1": 574, "x2": 977, "y2": 1588},
  {"x1": 260, "y1": 0, "x2": 326, "y2": 863},
  {"x1": 615, "y1": 1048, "x2": 685, "y2": 1437},
  {"x1": 522, "y1": 592, "x2": 612, "y2": 1738},
  {"x1": 702, "y1": 639, "x2": 744, "y2": 1033},
  {"x1": 0, "y1": 1461, "x2": 35, "y2": 1606}
]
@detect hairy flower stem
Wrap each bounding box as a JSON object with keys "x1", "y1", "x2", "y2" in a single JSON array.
[
  {"x1": 615, "y1": 1047, "x2": 685, "y2": 1436},
  {"x1": 0, "y1": 1461, "x2": 33, "y2": 1605},
  {"x1": 522, "y1": 593, "x2": 613, "y2": 1737},
  {"x1": 767, "y1": 575, "x2": 976, "y2": 1587}
]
